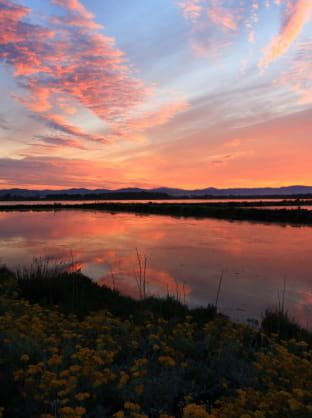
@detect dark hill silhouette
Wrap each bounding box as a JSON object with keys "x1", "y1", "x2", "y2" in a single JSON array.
[{"x1": 1, "y1": 185, "x2": 312, "y2": 200}]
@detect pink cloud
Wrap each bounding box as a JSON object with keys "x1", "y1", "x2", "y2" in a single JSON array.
[
  {"x1": 276, "y1": 41, "x2": 312, "y2": 104},
  {"x1": 35, "y1": 135, "x2": 87, "y2": 150},
  {"x1": 0, "y1": 0, "x2": 186, "y2": 152},
  {"x1": 56, "y1": 98, "x2": 77, "y2": 115},
  {"x1": 51, "y1": 0, "x2": 94, "y2": 20},
  {"x1": 0, "y1": 107, "x2": 312, "y2": 189},
  {"x1": 14, "y1": 83, "x2": 54, "y2": 112},
  {"x1": 248, "y1": 31, "x2": 255, "y2": 43},
  {"x1": 113, "y1": 108, "x2": 312, "y2": 189},
  {"x1": 176, "y1": 0, "x2": 260, "y2": 56},
  {"x1": 0, "y1": 156, "x2": 125, "y2": 189},
  {"x1": 260, "y1": 0, "x2": 312, "y2": 68},
  {"x1": 207, "y1": 4, "x2": 237, "y2": 31},
  {"x1": 177, "y1": 0, "x2": 239, "y2": 30},
  {"x1": 51, "y1": 15, "x2": 103, "y2": 30},
  {"x1": 34, "y1": 113, "x2": 111, "y2": 144},
  {"x1": 0, "y1": 1, "x2": 55, "y2": 76},
  {"x1": 19, "y1": 136, "x2": 87, "y2": 156},
  {"x1": 107, "y1": 100, "x2": 189, "y2": 142},
  {"x1": 177, "y1": 0, "x2": 202, "y2": 20}
]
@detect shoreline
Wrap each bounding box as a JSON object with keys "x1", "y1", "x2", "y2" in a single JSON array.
[
  {"x1": 1, "y1": 266, "x2": 312, "y2": 417},
  {"x1": 1, "y1": 201, "x2": 312, "y2": 225}
]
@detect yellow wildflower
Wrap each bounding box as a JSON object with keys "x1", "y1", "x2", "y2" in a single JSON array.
[
  {"x1": 59, "y1": 406, "x2": 75, "y2": 415},
  {"x1": 20, "y1": 354, "x2": 30, "y2": 362},
  {"x1": 135, "y1": 384, "x2": 144, "y2": 395},
  {"x1": 124, "y1": 402, "x2": 140, "y2": 411},
  {"x1": 158, "y1": 356, "x2": 176, "y2": 367},
  {"x1": 75, "y1": 393, "x2": 90, "y2": 401},
  {"x1": 288, "y1": 399, "x2": 302, "y2": 410},
  {"x1": 75, "y1": 407, "x2": 86, "y2": 416},
  {"x1": 183, "y1": 403, "x2": 210, "y2": 417},
  {"x1": 113, "y1": 412, "x2": 125, "y2": 418}
]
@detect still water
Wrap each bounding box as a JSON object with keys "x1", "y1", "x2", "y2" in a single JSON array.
[
  {"x1": 1, "y1": 198, "x2": 312, "y2": 206},
  {"x1": 0, "y1": 210, "x2": 311, "y2": 327}
]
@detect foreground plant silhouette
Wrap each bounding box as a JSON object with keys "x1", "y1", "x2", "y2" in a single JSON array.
[{"x1": 0, "y1": 265, "x2": 312, "y2": 417}]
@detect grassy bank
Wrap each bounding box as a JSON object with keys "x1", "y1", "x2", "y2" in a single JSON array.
[
  {"x1": 1, "y1": 202, "x2": 312, "y2": 226},
  {"x1": 0, "y1": 266, "x2": 312, "y2": 417}
]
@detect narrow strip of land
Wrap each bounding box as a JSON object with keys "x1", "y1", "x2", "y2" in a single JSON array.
[{"x1": 1, "y1": 201, "x2": 312, "y2": 225}]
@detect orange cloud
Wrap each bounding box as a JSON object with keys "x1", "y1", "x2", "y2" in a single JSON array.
[
  {"x1": 260, "y1": 0, "x2": 312, "y2": 68},
  {"x1": 15, "y1": 83, "x2": 54, "y2": 112},
  {"x1": 0, "y1": 1, "x2": 55, "y2": 76},
  {"x1": 113, "y1": 108, "x2": 312, "y2": 189},
  {"x1": 34, "y1": 135, "x2": 87, "y2": 150},
  {"x1": 0, "y1": 1, "x2": 29, "y2": 43},
  {"x1": 0, "y1": 0, "x2": 186, "y2": 153},
  {"x1": 0, "y1": 156, "x2": 124, "y2": 189}
]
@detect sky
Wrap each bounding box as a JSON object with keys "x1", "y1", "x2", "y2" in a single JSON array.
[{"x1": 0, "y1": 0, "x2": 311, "y2": 190}]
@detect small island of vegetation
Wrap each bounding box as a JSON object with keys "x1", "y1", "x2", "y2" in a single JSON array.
[{"x1": 1, "y1": 201, "x2": 312, "y2": 226}]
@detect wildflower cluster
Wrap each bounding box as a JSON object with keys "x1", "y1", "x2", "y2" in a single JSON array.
[{"x1": 0, "y1": 271, "x2": 311, "y2": 417}]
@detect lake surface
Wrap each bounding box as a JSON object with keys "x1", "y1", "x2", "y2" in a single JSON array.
[
  {"x1": 1, "y1": 198, "x2": 312, "y2": 206},
  {"x1": 0, "y1": 210, "x2": 311, "y2": 327}
]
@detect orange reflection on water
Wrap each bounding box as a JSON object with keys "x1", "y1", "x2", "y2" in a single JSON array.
[{"x1": 0, "y1": 210, "x2": 312, "y2": 325}]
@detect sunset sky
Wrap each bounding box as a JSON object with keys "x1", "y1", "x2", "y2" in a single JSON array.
[{"x1": 0, "y1": 0, "x2": 311, "y2": 189}]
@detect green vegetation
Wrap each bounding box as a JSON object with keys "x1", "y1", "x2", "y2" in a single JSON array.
[
  {"x1": 262, "y1": 308, "x2": 312, "y2": 345},
  {"x1": 1, "y1": 202, "x2": 312, "y2": 225},
  {"x1": 0, "y1": 265, "x2": 312, "y2": 417}
]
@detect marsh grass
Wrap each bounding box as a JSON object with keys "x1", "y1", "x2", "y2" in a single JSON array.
[
  {"x1": 13, "y1": 259, "x2": 217, "y2": 322},
  {"x1": 261, "y1": 307, "x2": 312, "y2": 344},
  {"x1": 1, "y1": 265, "x2": 312, "y2": 417},
  {"x1": 13, "y1": 258, "x2": 312, "y2": 342},
  {"x1": 261, "y1": 276, "x2": 312, "y2": 344}
]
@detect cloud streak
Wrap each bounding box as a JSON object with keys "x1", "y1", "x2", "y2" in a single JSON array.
[
  {"x1": 35, "y1": 135, "x2": 87, "y2": 150},
  {"x1": 176, "y1": 0, "x2": 260, "y2": 56},
  {"x1": 0, "y1": 156, "x2": 125, "y2": 188},
  {"x1": 260, "y1": 0, "x2": 312, "y2": 68},
  {"x1": 276, "y1": 40, "x2": 312, "y2": 104},
  {"x1": 0, "y1": 0, "x2": 186, "y2": 150},
  {"x1": 33, "y1": 113, "x2": 111, "y2": 144}
]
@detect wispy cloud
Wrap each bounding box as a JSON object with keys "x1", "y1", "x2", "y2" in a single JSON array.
[
  {"x1": 0, "y1": 0, "x2": 186, "y2": 150},
  {"x1": 177, "y1": 0, "x2": 203, "y2": 21},
  {"x1": 0, "y1": 114, "x2": 10, "y2": 131},
  {"x1": 176, "y1": 0, "x2": 260, "y2": 56},
  {"x1": 0, "y1": 0, "x2": 311, "y2": 189},
  {"x1": 178, "y1": 0, "x2": 238, "y2": 30},
  {"x1": 276, "y1": 40, "x2": 312, "y2": 104},
  {"x1": 32, "y1": 113, "x2": 111, "y2": 144},
  {"x1": 0, "y1": 156, "x2": 123, "y2": 188},
  {"x1": 107, "y1": 100, "x2": 189, "y2": 142},
  {"x1": 207, "y1": 2, "x2": 237, "y2": 31},
  {"x1": 35, "y1": 135, "x2": 87, "y2": 150},
  {"x1": 51, "y1": 0, "x2": 95, "y2": 20},
  {"x1": 260, "y1": 0, "x2": 312, "y2": 68}
]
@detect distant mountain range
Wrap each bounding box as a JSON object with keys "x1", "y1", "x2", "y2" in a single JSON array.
[{"x1": 1, "y1": 186, "x2": 312, "y2": 199}]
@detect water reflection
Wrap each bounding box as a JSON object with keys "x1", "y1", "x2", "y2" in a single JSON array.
[
  {"x1": 1, "y1": 198, "x2": 312, "y2": 206},
  {"x1": 0, "y1": 210, "x2": 311, "y2": 326}
]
